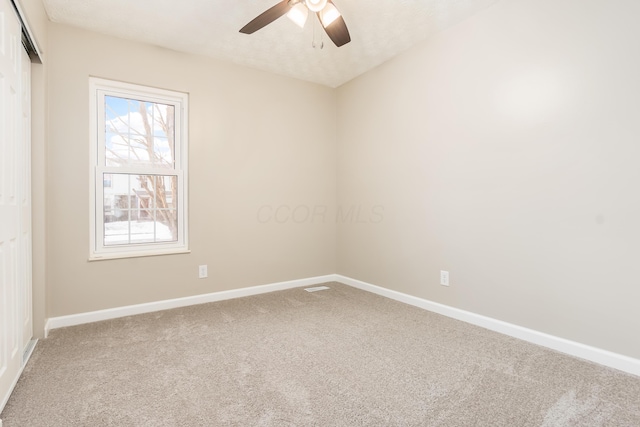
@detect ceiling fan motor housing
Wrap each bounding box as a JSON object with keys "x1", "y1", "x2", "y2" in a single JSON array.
[{"x1": 305, "y1": 0, "x2": 328, "y2": 12}]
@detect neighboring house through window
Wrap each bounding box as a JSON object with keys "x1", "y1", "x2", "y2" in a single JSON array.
[{"x1": 90, "y1": 78, "x2": 189, "y2": 259}]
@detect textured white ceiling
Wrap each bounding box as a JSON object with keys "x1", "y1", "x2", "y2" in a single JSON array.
[{"x1": 42, "y1": 0, "x2": 500, "y2": 87}]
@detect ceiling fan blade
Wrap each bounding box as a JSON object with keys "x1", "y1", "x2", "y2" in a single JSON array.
[
  {"x1": 240, "y1": 1, "x2": 293, "y2": 34},
  {"x1": 318, "y1": 2, "x2": 351, "y2": 47}
]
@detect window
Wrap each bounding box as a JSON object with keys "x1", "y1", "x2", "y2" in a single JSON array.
[{"x1": 90, "y1": 78, "x2": 189, "y2": 259}]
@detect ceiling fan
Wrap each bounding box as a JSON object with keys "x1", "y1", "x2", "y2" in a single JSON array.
[{"x1": 240, "y1": 0, "x2": 351, "y2": 47}]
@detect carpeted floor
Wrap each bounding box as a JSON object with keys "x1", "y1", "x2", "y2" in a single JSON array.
[{"x1": 2, "y1": 282, "x2": 639, "y2": 426}]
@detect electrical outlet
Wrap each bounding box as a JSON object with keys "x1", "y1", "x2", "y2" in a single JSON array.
[
  {"x1": 440, "y1": 270, "x2": 449, "y2": 286},
  {"x1": 198, "y1": 265, "x2": 208, "y2": 279}
]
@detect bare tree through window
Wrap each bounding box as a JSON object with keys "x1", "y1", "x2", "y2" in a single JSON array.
[{"x1": 103, "y1": 97, "x2": 178, "y2": 244}]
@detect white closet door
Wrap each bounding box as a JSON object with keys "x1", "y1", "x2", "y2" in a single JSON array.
[{"x1": 0, "y1": 0, "x2": 30, "y2": 410}]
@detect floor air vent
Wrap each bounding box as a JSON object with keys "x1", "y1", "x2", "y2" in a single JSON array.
[{"x1": 304, "y1": 286, "x2": 331, "y2": 293}]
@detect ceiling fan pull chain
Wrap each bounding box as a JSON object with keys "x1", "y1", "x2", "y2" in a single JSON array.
[
  {"x1": 311, "y1": 17, "x2": 324, "y2": 50},
  {"x1": 312, "y1": 16, "x2": 318, "y2": 49}
]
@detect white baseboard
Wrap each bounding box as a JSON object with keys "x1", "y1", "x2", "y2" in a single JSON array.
[
  {"x1": 44, "y1": 273, "x2": 640, "y2": 377},
  {"x1": 336, "y1": 274, "x2": 640, "y2": 377},
  {"x1": 46, "y1": 274, "x2": 339, "y2": 331},
  {"x1": 0, "y1": 340, "x2": 38, "y2": 415}
]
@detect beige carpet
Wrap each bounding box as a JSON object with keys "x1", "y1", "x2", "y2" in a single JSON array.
[{"x1": 2, "y1": 282, "x2": 639, "y2": 426}]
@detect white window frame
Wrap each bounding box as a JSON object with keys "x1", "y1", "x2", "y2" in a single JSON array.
[{"x1": 89, "y1": 78, "x2": 189, "y2": 260}]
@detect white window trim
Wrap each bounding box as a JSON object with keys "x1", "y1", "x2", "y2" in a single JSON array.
[{"x1": 89, "y1": 77, "x2": 189, "y2": 260}]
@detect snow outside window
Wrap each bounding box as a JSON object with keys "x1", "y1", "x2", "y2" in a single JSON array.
[{"x1": 89, "y1": 78, "x2": 189, "y2": 260}]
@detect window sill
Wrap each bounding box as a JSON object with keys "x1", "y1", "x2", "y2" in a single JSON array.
[{"x1": 89, "y1": 248, "x2": 191, "y2": 261}]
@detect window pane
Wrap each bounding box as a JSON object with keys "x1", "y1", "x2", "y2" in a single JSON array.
[
  {"x1": 104, "y1": 96, "x2": 175, "y2": 168},
  {"x1": 103, "y1": 173, "x2": 178, "y2": 246}
]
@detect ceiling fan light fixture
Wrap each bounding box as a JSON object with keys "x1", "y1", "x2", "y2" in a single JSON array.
[
  {"x1": 287, "y1": 3, "x2": 309, "y2": 28},
  {"x1": 305, "y1": 0, "x2": 328, "y2": 13},
  {"x1": 319, "y1": 3, "x2": 341, "y2": 27}
]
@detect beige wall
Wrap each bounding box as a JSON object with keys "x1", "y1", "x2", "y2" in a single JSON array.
[
  {"x1": 46, "y1": 23, "x2": 337, "y2": 316},
  {"x1": 337, "y1": 0, "x2": 640, "y2": 359}
]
